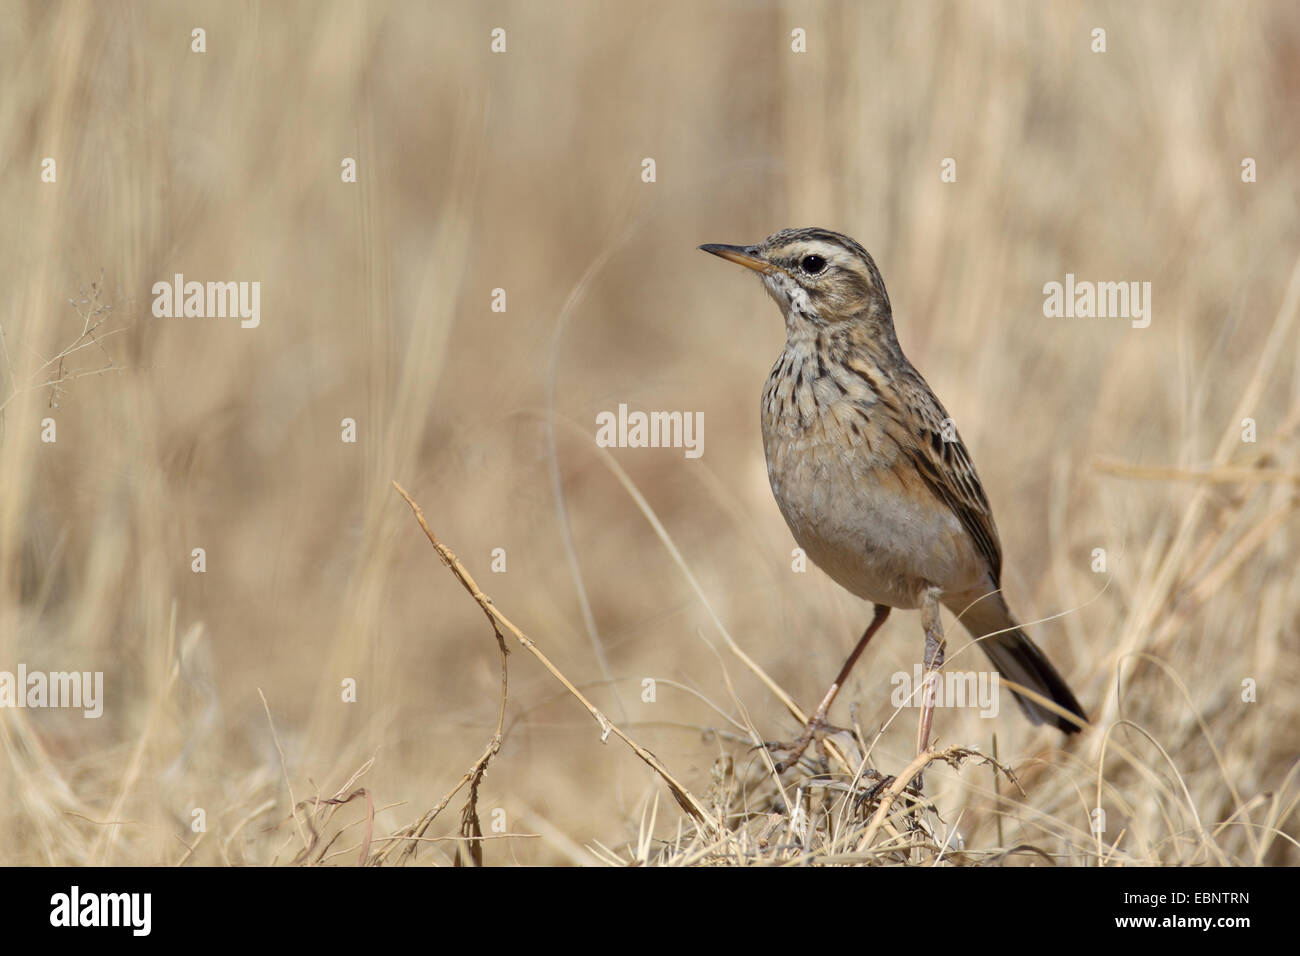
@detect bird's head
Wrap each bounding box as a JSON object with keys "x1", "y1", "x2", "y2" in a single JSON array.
[{"x1": 699, "y1": 227, "x2": 893, "y2": 336}]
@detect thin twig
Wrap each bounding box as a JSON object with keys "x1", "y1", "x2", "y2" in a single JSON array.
[
  {"x1": 1093, "y1": 456, "x2": 1300, "y2": 485},
  {"x1": 371, "y1": 485, "x2": 510, "y2": 865},
  {"x1": 259, "y1": 689, "x2": 309, "y2": 852},
  {"x1": 390, "y1": 480, "x2": 719, "y2": 833}
]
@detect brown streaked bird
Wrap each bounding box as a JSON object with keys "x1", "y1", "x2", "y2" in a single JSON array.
[{"x1": 700, "y1": 227, "x2": 1087, "y2": 771}]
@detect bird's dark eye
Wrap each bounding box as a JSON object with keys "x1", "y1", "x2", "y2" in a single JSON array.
[{"x1": 800, "y1": 254, "x2": 827, "y2": 275}]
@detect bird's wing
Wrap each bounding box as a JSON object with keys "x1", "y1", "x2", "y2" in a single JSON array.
[{"x1": 892, "y1": 371, "x2": 1003, "y2": 583}]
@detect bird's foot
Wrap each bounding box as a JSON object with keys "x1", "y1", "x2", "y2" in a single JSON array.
[
  {"x1": 763, "y1": 713, "x2": 850, "y2": 773},
  {"x1": 852, "y1": 772, "x2": 897, "y2": 808}
]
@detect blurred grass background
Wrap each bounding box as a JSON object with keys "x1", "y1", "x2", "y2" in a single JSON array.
[{"x1": 0, "y1": 0, "x2": 1297, "y2": 865}]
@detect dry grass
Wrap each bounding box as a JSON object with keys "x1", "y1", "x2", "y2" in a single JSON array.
[{"x1": 1, "y1": 0, "x2": 1297, "y2": 866}]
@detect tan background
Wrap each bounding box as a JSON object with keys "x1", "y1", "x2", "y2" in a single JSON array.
[{"x1": 1, "y1": 0, "x2": 1296, "y2": 864}]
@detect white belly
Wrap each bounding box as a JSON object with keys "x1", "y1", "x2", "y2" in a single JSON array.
[{"x1": 763, "y1": 413, "x2": 985, "y2": 609}]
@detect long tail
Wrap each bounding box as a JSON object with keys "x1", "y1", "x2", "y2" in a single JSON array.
[{"x1": 949, "y1": 592, "x2": 1087, "y2": 734}]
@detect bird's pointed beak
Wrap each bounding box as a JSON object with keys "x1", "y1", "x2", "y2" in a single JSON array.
[{"x1": 698, "y1": 243, "x2": 771, "y2": 273}]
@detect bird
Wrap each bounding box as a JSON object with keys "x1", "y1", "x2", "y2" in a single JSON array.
[{"x1": 699, "y1": 227, "x2": 1087, "y2": 771}]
